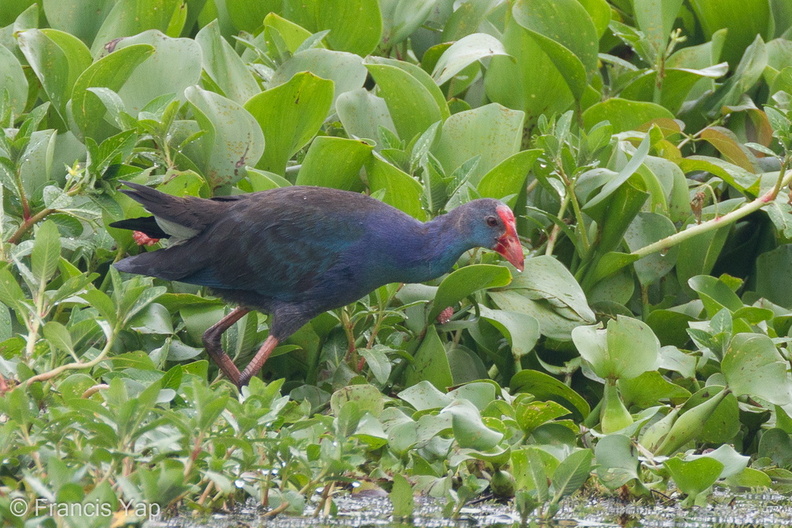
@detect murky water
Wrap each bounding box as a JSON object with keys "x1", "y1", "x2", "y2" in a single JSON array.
[{"x1": 144, "y1": 491, "x2": 792, "y2": 528}]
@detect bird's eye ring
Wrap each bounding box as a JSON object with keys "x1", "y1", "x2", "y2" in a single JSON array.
[{"x1": 486, "y1": 216, "x2": 499, "y2": 227}]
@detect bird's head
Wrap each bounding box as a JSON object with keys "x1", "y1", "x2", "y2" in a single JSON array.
[{"x1": 457, "y1": 199, "x2": 525, "y2": 272}]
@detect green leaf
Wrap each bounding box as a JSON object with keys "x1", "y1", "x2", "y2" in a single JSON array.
[
  {"x1": 0, "y1": 44, "x2": 28, "y2": 117},
  {"x1": 295, "y1": 136, "x2": 373, "y2": 190},
  {"x1": 90, "y1": 0, "x2": 185, "y2": 55},
  {"x1": 365, "y1": 57, "x2": 450, "y2": 142},
  {"x1": 284, "y1": 0, "x2": 382, "y2": 56},
  {"x1": 404, "y1": 325, "x2": 453, "y2": 390},
  {"x1": 478, "y1": 306, "x2": 540, "y2": 359},
  {"x1": 432, "y1": 103, "x2": 525, "y2": 186},
  {"x1": 595, "y1": 434, "x2": 639, "y2": 489},
  {"x1": 512, "y1": 0, "x2": 597, "y2": 99},
  {"x1": 17, "y1": 28, "x2": 91, "y2": 121},
  {"x1": 478, "y1": 149, "x2": 541, "y2": 203},
  {"x1": 244, "y1": 72, "x2": 334, "y2": 175},
  {"x1": 723, "y1": 333, "x2": 792, "y2": 404},
  {"x1": 444, "y1": 398, "x2": 504, "y2": 450},
  {"x1": 429, "y1": 264, "x2": 512, "y2": 321},
  {"x1": 195, "y1": 19, "x2": 261, "y2": 104},
  {"x1": 359, "y1": 345, "x2": 392, "y2": 385},
  {"x1": 623, "y1": 212, "x2": 678, "y2": 285},
  {"x1": 510, "y1": 370, "x2": 591, "y2": 419},
  {"x1": 664, "y1": 456, "x2": 724, "y2": 498},
  {"x1": 366, "y1": 154, "x2": 426, "y2": 220},
  {"x1": 70, "y1": 43, "x2": 155, "y2": 141},
  {"x1": 43, "y1": 321, "x2": 74, "y2": 355},
  {"x1": 689, "y1": 0, "x2": 772, "y2": 67},
  {"x1": 551, "y1": 449, "x2": 593, "y2": 502},
  {"x1": 432, "y1": 33, "x2": 510, "y2": 86},
  {"x1": 398, "y1": 380, "x2": 452, "y2": 411},
  {"x1": 337, "y1": 88, "x2": 397, "y2": 143},
  {"x1": 31, "y1": 220, "x2": 61, "y2": 284},
  {"x1": 582, "y1": 98, "x2": 675, "y2": 132},
  {"x1": 380, "y1": 0, "x2": 439, "y2": 46},
  {"x1": 185, "y1": 86, "x2": 265, "y2": 188},
  {"x1": 572, "y1": 316, "x2": 659, "y2": 381},
  {"x1": 390, "y1": 473, "x2": 415, "y2": 518},
  {"x1": 272, "y1": 49, "x2": 367, "y2": 109}
]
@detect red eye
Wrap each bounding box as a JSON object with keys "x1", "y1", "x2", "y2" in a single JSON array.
[{"x1": 486, "y1": 216, "x2": 499, "y2": 227}]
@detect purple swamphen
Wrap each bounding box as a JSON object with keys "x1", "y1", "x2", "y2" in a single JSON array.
[{"x1": 111, "y1": 182, "x2": 524, "y2": 387}]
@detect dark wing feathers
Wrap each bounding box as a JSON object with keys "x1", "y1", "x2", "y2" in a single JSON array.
[{"x1": 109, "y1": 216, "x2": 170, "y2": 239}]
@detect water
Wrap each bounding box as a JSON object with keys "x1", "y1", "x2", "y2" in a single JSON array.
[{"x1": 144, "y1": 491, "x2": 792, "y2": 528}]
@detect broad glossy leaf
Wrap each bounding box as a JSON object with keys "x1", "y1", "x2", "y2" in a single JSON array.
[
  {"x1": 42, "y1": 0, "x2": 115, "y2": 45},
  {"x1": 244, "y1": 72, "x2": 334, "y2": 175},
  {"x1": 632, "y1": 0, "x2": 685, "y2": 60},
  {"x1": 282, "y1": 0, "x2": 382, "y2": 56},
  {"x1": 366, "y1": 154, "x2": 426, "y2": 220},
  {"x1": 595, "y1": 434, "x2": 639, "y2": 489},
  {"x1": 225, "y1": 0, "x2": 280, "y2": 33},
  {"x1": 510, "y1": 369, "x2": 590, "y2": 419},
  {"x1": 723, "y1": 333, "x2": 792, "y2": 404},
  {"x1": 432, "y1": 33, "x2": 509, "y2": 86},
  {"x1": 398, "y1": 380, "x2": 452, "y2": 411},
  {"x1": 195, "y1": 20, "x2": 260, "y2": 104},
  {"x1": 0, "y1": 44, "x2": 27, "y2": 116},
  {"x1": 512, "y1": 0, "x2": 596, "y2": 99},
  {"x1": 582, "y1": 98, "x2": 675, "y2": 132},
  {"x1": 432, "y1": 103, "x2": 525, "y2": 186},
  {"x1": 478, "y1": 306, "x2": 539, "y2": 359},
  {"x1": 443, "y1": 398, "x2": 504, "y2": 450},
  {"x1": 689, "y1": 0, "x2": 772, "y2": 66},
  {"x1": 619, "y1": 371, "x2": 690, "y2": 408},
  {"x1": 380, "y1": 0, "x2": 439, "y2": 46},
  {"x1": 477, "y1": 149, "x2": 541, "y2": 204},
  {"x1": 17, "y1": 29, "x2": 91, "y2": 120},
  {"x1": 551, "y1": 449, "x2": 593, "y2": 501},
  {"x1": 688, "y1": 275, "x2": 743, "y2": 315},
  {"x1": 70, "y1": 43, "x2": 154, "y2": 141},
  {"x1": 679, "y1": 156, "x2": 760, "y2": 195},
  {"x1": 405, "y1": 325, "x2": 453, "y2": 390},
  {"x1": 573, "y1": 316, "x2": 659, "y2": 380},
  {"x1": 665, "y1": 456, "x2": 724, "y2": 498},
  {"x1": 295, "y1": 136, "x2": 372, "y2": 190},
  {"x1": 623, "y1": 212, "x2": 678, "y2": 285},
  {"x1": 620, "y1": 64, "x2": 728, "y2": 113},
  {"x1": 390, "y1": 473, "x2": 414, "y2": 518},
  {"x1": 366, "y1": 57, "x2": 450, "y2": 142},
  {"x1": 113, "y1": 31, "x2": 201, "y2": 115},
  {"x1": 91, "y1": 0, "x2": 185, "y2": 54},
  {"x1": 429, "y1": 264, "x2": 512, "y2": 321},
  {"x1": 337, "y1": 88, "x2": 396, "y2": 143},
  {"x1": 701, "y1": 35, "x2": 768, "y2": 116},
  {"x1": 185, "y1": 86, "x2": 265, "y2": 188},
  {"x1": 272, "y1": 49, "x2": 367, "y2": 109}
]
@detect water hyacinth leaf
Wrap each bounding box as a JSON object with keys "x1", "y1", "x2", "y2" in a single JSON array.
[
  {"x1": 42, "y1": 0, "x2": 115, "y2": 45},
  {"x1": 113, "y1": 31, "x2": 202, "y2": 115},
  {"x1": 512, "y1": 0, "x2": 598, "y2": 99},
  {"x1": 432, "y1": 33, "x2": 510, "y2": 86},
  {"x1": 511, "y1": 370, "x2": 590, "y2": 419},
  {"x1": 90, "y1": 0, "x2": 185, "y2": 54},
  {"x1": 337, "y1": 88, "x2": 396, "y2": 143},
  {"x1": 244, "y1": 72, "x2": 334, "y2": 175},
  {"x1": 185, "y1": 86, "x2": 265, "y2": 188},
  {"x1": 689, "y1": 0, "x2": 772, "y2": 67},
  {"x1": 225, "y1": 0, "x2": 281, "y2": 33},
  {"x1": 70, "y1": 43, "x2": 155, "y2": 141},
  {"x1": 330, "y1": 384, "x2": 385, "y2": 417},
  {"x1": 582, "y1": 98, "x2": 675, "y2": 132},
  {"x1": 390, "y1": 473, "x2": 414, "y2": 518},
  {"x1": 758, "y1": 428, "x2": 792, "y2": 468},
  {"x1": 623, "y1": 212, "x2": 678, "y2": 285},
  {"x1": 573, "y1": 316, "x2": 659, "y2": 381},
  {"x1": 654, "y1": 386, "x2": 732, "y2": 455},
  {"x1": 128, "y1": 302, "x2": 174, "y2": 334},
  {"x1": 478, "y1": 306, "x2": 540, "y2": 359},
  {"x1": 404, "y1": 326, "x2": 452, "y2": 390},
  {"x1": 688, "y1": 444, "x2": 749, "y2": 479},
  {"x1": 195, "y1": 20, "x2": 260, "y2": 104},
  {"x1": 365, "y1": 57, "x2": 449, "y2": 142},
  {"x1": 443, "y1": 399, "x2": 504, "y2": 450},
  {"x1": 398, "y1": 380, "x2": 452, "y2": 411},
  {"x1": 429, "y1": 264, "x2": 512, "y2": 321},
  {"x1": 366, "y1": 154, "x2": 426, "y2": 220},
  {"x1": 282, "y1": 0, "x2": 382, "y2": 56},
  {"x1": 272, "y1": 49, "x2": 367, "y2": 109},
  {"x1": 585, "y1": 135, "x2": 651, "y2": 211},
  {"x1": 688, "y1": 275, "x2": 744, "y2": 316},
  {"x1": 17, "y1": 28, "x2": 91, "y2": 121},
  {"x1": 295, "y1": 136, "x2": 373, "y2": 191},
  {"x1": 723, "y1": 333, "x2": 792, "y2": 405},
  {"x1": 432, "y1": 103, "x2": 525, "y2": 186},
  {"x1": 595, "y1": 434, "x2": 639, "y2": 489},
  {"x1": 631, "y1": 0, "x2": 684, "y2": 60},
  {"x1": 515, "y1": 399, "x2": 569, "y2": 434},
  {"x1": 664, "y1": 456, "x2": 724, "y2": 499},
  {"x1": 380, "y1": 0, "x2": 439, "y2": 47},
  {"x1": 701, "y1": 35, "x2": 768, "y2": 116},
  {"x1": 477, "y1": 149, "x2": 541, "y2": 203},
  {"x1": 619, "y1": 371, "x2": 691, "y2": 409},
  {"x1": 0, "y1": 44, "x2": 28, "y2": 117}
]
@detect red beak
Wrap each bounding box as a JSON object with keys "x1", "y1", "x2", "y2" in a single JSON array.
[{"x1": 493, "y1": 206, "x2": 524, "y2": 272}]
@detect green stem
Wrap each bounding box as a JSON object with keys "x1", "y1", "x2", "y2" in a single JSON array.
[{"x1": 632, "y1": 157, "x2": 791, "y2": 260}]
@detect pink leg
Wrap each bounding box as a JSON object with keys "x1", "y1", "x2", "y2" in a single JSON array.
[
  {"x1": 238, "y1": 335, "x2": 279, "y2": 386},
  {"x1": 202, "y1": 307, "x2": 249, "y2": 386}
]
